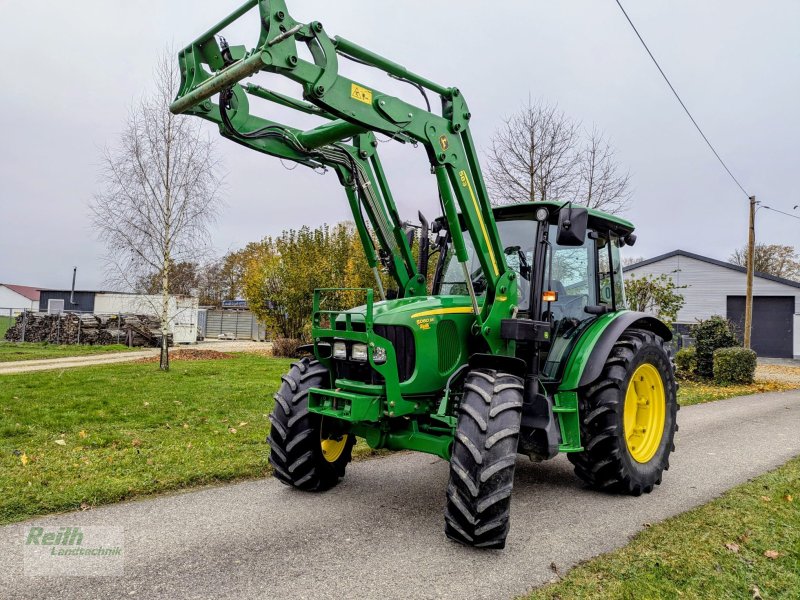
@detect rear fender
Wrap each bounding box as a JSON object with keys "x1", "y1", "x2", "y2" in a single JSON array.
[{"x1": 560, "y1": 311, "x2": 672, "y2": 390}]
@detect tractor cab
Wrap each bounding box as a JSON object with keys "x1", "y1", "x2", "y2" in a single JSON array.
[{"x1": 431, "y1": 201, "x2": 637, "y2": 382}]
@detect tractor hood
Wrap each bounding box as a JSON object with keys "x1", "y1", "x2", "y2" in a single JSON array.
[
  {"x1": 325, "y1": 293, "x2": 478, "y2": 396},
  {"x1": 336, "y1": 295, "x2": 478, "y2": 327}
]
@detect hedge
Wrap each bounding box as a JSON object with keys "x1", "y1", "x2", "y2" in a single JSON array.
[
  {"x1": 713, "y1": 347, "x2": 757, "y2": 385},
  {"x1": 692, "y1": 316, "x2": 740, "y2": 378},
  {"x1": 675, "y1": 346, "x2": 697, "y2": 378}
]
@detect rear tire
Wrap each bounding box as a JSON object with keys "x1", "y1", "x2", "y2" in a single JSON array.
[
  {"x1": 568, "y1": 328, "x2": 678, "y2": 495},
  {"x1": 268, "y1": 357, "x2": 355, "y2": 491},
  {"x1": 445, "y1": 369, "x2": 524, "y2": 549}
]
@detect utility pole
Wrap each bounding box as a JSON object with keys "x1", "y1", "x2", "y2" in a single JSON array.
[
  {"x1": 70, "y1": 267, "x2": 78, "y2": 306},
  {"x1": 744, "y1": 195, "x2": 756, "y2": 349}
]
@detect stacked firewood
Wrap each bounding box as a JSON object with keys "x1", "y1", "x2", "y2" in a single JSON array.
[{"x1": 3, "y1": 313, "x2": 173, "y2": 347}]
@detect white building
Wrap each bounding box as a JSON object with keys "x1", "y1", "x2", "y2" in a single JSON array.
[
  {"x1": 36, "y1": 289, "x2": 200, "y2": 344},
  {"x1": 625, "y1": 250, "x2": 800, "y2": 359},
  {"x1": 0, "y1": 284, "x2": 42, "y2": 314},
  {"x1": 93, "y1": 293, "x2": 199, "y2": 345}
]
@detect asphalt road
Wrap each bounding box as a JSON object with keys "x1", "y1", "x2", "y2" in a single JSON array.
[{"x1": 2, "y1": 390, "x2": 799, "y2": 600}]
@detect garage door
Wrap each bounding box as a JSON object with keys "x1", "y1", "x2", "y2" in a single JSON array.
[{"x1": 727, "y1": 296, "x2": 795, "y2": 358}]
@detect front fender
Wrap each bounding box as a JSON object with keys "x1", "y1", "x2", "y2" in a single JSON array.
[{"x1": 559, "y1": 311, "x2": 672, "y2": 391}]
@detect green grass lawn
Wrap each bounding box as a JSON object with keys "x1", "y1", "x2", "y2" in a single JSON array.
[
  {"x1": 0, "y1": 354, "x2": 293, "y2": 524},
  {"x1": 0, "y1": 316, "x2": 12, "y2": 339},
  {"x1": 526, "y1": 456, "x2": 800, "y2": 599},
  {"x1": 0, "y1": 341, "x2": 136, "y2": 362}
]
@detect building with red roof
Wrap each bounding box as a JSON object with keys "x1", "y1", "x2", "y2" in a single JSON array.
[{"x1": 0, "y1": 284, "x2": 45, "y2": 313}]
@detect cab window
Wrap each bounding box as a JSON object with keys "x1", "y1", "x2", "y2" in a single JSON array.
[
  {"x1": 438, "y1": 219, "x2": 536, "y2": 310},
  {"x1": 596, "y1": 234, "x2": 625, "y2": 310}
]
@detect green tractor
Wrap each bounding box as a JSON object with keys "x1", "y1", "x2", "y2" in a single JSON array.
[{"x1": 171, "y1": 0, "x2": 678, "y2": 549}]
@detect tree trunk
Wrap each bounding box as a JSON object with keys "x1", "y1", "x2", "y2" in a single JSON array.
[{"x1": 160, "y1": 255, "x2": 171, "y2": 371}]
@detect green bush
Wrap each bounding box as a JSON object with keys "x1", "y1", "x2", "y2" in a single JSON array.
[
  {"x1": 692, "y1": 316, "x2": 739, "y2": 378},
  {"x1": 674, "y1": 346, "x2": 697, "y2": 378},
  {"x1": 713, "y1": 347, "x2": 757, "y2": 385}
]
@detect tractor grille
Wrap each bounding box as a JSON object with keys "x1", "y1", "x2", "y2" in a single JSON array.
[
  {"x1": 437, "y1": 319, "x2": 459, "y2": 373},
  {"x1": 374, "y1": 324, "x2": 415, "y2": 382},
  {"x1": 333, "y1": 358, "x2": 383, "y2": 384},
  {"x1": 330, "y1": 324, "x2": 415, "y2": 383}
]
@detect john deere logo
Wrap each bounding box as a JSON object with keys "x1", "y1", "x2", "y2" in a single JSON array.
[{"x1": 439, "y1": 135, "x2": 449, "y2": 151}]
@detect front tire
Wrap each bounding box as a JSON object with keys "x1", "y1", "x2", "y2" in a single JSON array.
[
  {"x1": 445, "y1": 369, "x2": 524, "y2": 549},
  {"x1": 568, "y1": 328, "x2": 678, "y2": 495},
  {"x1": 268, "y1": 357, "x2": 354, "y2": 491}
]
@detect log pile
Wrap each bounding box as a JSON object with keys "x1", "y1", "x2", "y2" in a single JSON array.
[{"x1": 3, "y1": 313, "x2": 173, "y2": 347}]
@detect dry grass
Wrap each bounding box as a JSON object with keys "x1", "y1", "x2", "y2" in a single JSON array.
[
  {"x1": 136, "y1": 348, "x2": 234, "y2": 363},
  {"x1": 755, "y1": 364, "x2": 800, "y2": 386},
  {"x1": 679, "y1": 378, "x2": 798, "y2": 406}
]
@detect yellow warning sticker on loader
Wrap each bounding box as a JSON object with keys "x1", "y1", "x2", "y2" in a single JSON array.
[{"x1": 351, "y1": 83, "x2": 373, "y2": 105}]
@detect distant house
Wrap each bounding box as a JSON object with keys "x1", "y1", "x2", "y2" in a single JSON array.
[
  {"x1": 0, "y1": 284, "x2": 43, "y2": 313},
  {"x1": 625, "y1": 250, "x2": 800, "y2": 359}
]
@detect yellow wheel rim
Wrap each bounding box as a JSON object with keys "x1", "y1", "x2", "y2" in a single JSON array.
[
  {"x1": 623, "y1": 363, "x2": 666, "y2": 463},
  {"x1": 320, "y1": 433, "x2": 348, "y2": 463}
]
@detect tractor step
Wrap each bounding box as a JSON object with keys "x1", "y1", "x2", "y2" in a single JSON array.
[{"x1": 553, "y1": 391, "x2": 583, "y2": 452}]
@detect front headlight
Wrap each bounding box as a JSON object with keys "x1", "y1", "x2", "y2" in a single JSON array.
[
  {"x1": 372, "y1": 346, "x2": 387, "y2": 364},
  {"x1": 333, "y1": 341, "x2": 347, "y2": 359},
  {"x1": 351, "y1": 343, "x2": 368, "y2": 362}
]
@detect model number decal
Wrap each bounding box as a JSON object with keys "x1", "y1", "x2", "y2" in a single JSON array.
[{"x1": 416, "y1": 317, "x2": 434, "y2": 330}]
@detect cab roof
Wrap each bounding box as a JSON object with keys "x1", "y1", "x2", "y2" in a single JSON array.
[{"x1": 492, "y1": 201, "x2": 635, "y2": 237}]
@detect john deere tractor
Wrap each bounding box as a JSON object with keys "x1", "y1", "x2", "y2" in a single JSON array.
[{"x1": 171, "y1": 0, "x2": 678, "y2": 549}]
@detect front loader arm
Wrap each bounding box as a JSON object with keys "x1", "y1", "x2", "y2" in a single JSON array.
[
  {"x1": 216, "y1": 85, "x2": 422, "y2": 297},
  {"x1": 170, "y1": 0, "x2": 516, "y2": 353}
]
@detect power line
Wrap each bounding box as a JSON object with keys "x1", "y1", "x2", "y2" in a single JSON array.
[
  {"x1": 614, "y1": 0, "x2": 751, "y2": 199},
  {"x1": 761, "y1": 206, "x2": 800, "y2": 221}
]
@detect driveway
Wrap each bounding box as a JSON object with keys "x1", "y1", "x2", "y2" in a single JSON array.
[
  {"x1": 756, "y1": 361, "x2": 800, "y2": 386},
  {"x1": 1, "y1": 390, "x2": 799, "y2": 599},
  {"x1": 0, "y1": 340, "x2": 270, "y2": 375}
]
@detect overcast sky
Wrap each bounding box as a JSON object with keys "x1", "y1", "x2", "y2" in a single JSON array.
[{"x1": 1, "y1": 1, "x2": 797, "y2": 291}]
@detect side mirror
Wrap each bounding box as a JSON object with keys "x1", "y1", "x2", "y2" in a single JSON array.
[
  {"x1": 556, "y1": 206, "x2": 588, "y2": 247},
  {"x1": 417, "y1": 211, "x2": 430, "y2": 278}
]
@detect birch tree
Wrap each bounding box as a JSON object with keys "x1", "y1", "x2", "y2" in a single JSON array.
[{"x1": 91, "y1": 51, "x2": 222, "y2": 370}]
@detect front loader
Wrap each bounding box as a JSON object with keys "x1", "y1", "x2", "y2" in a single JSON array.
[{"x1": 171, "y1": 0, "x2": 678, "y2": 549}]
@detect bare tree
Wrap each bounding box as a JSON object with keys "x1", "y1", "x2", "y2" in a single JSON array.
[
  {"x1": 91, "y1": 51, "x2": 222, "y2": 370},
  {"x1": 730, "y1": 243, "x2": 800, "y2": 281},
  {"x1": 576, "y1": 127, "x2": 632, "y2": 215},
  {"x1": 486, "y1": 99, "x2": 631, "y2": 213},
  {"x1": 487, "y1": 100, "x2": 580, "y2": 205},
  {"x1": 622, "y1": 255, "x2": 645, "y2": 268}
]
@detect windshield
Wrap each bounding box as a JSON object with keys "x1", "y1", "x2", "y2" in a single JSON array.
[
  {"x1": 436, "y1": 219, "x2": 599, "y2": 319},
  {"x1": 435, "y1": 217, "x2": 627, "y2": 383},
  {"x1": 438, "y1": 219, "x2": 536, "y2": 310}
]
